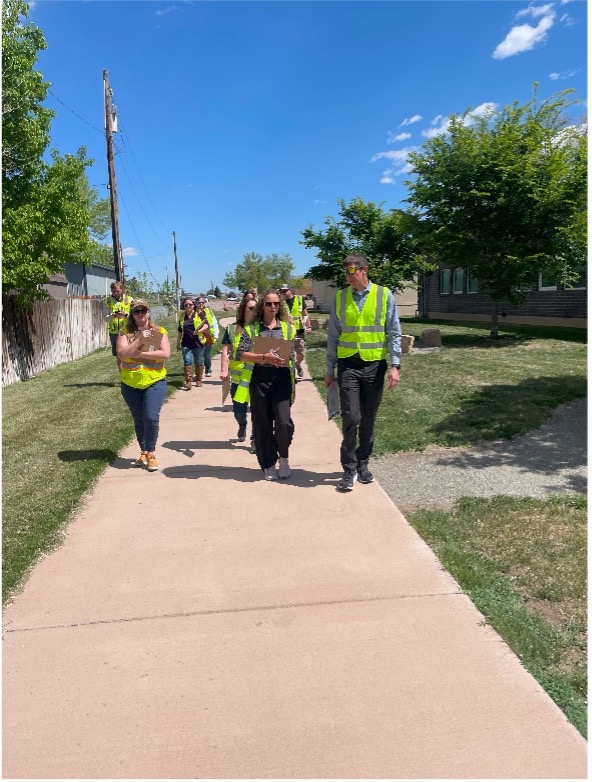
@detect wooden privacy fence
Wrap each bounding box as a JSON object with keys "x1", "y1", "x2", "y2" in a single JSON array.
[{"x1": 2, "y1": 296, "x2": 109, "y2": 386}]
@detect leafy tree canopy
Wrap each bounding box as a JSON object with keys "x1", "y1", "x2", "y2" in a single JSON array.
[
  {"x1": 223, "y1": 252, "x2": 304, "y2": 293},
  {"x1": 405, "y1": 86, "x2": 587, "y2": 312},
  {"x1": 2, "y1": 0, "x2": 107, "y2": 305},
  {"x1": 301, "y1": 197, "x2": 435, "y2": 291}
]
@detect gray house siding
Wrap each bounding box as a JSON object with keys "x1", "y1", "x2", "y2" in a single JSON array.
[{"x1": 64, "y1": 261, "x2": 116, "y2": 298}]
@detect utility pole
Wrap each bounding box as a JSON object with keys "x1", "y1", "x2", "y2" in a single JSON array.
[
  {"x1": 103, "y1": 69, "x2": 124, "y2": 284},
  {"x1": 173, "y1": 231, "x2": 180, "y2": 318}
]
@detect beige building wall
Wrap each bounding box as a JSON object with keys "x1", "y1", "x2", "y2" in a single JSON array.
[{"x1": 312, "y1": 279, "x2": 417, "y2": 316}]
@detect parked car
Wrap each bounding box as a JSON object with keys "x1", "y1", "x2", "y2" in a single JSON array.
[
  {"x1": 226, "y1": 295, "x2": 238, "y2": 302},
  {"x1": 207, "y1": 294, "x2": 216, "y2": 299}
]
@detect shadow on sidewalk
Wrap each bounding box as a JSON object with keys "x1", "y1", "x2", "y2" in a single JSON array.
[
  {"x1": 161, "y1": 439, "x2": 236, "y2": 452},
  {"x1": 161, "y1": 464, "x2": 342, "y2": 487}
]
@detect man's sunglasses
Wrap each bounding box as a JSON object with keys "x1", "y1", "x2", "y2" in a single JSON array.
[
  {"x1": 264, "y1": 301, "x2": 280, "y2": 307},
  {"x1": 132, "y1": 307, "x2": 148, "y2": 315},
  {"x1": 344, "y1": 265, "x2": 361, "y2": 274}
]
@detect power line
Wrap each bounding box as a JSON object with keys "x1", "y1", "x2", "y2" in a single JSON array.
[
  {"x1": 46, "y1": 88, "x2": 104, "y2": 136},
  {"x1": 118, "y1": 123, "x2": 169, "y2": 232}
]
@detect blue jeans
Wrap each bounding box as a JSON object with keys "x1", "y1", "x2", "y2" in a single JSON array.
[
  {"x1": 120, "y1": 379, "x2": 167, "y2": 453},
  {"x1": 203, "y1": 344, "x2": 212, "y2": 373},
  {"x1": 230, "y1": 382, "x2": 248, "y2": 428},
  {"x1": 182, "y1": 345, "x2": 204, "y2": 367}
]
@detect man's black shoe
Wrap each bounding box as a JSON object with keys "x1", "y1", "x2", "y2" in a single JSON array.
[
  {"x1": 337, "y1": 471, "x2": 357, "y2": 492},
  {"x1": 357, "y1": 464, "x2": 374, "y2": 484},
  {"x1": 237, "y1": 425, "x2": 247, "y2": 442}
]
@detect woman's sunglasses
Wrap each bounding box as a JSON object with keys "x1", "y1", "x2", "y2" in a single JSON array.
[
  {"x1": 132, "y1": 307, "x2": 148, "y2": 315},
  {"x1": 184, "y1": 302, "x2": 194, "y2": 307},
  {"x1": 264, "y1": 301, "x2": 280, "y2": 308}
]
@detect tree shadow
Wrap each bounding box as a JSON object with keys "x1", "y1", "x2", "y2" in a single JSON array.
[
  {"x1": 58, "y1": 449, "x2": 120, "y2": 462},
  {"x1": 430, "y1": 386, "x2": 586, "y2": 493},
  {"x1": 161, "y1": 464, "x2": 342, "y2": 487},
  {"x1": 432, "y1": 334, "x2": 529, "y2": 350},
  {"x1": 63, "y1": 382, "x2": 119, "y2": 388},
  {"x1": 430, "y1": 376, "x2": 587, "y2": 446}
]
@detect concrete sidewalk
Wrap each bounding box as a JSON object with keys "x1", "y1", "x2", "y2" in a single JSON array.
[{"x1": 2, "y1": 352, "x2": 586, "y2": 778}]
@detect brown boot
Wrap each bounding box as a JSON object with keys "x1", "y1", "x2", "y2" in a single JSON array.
[
  {"x1": 195, "y1": 365, "x2": 204, "y2": 387},
  {"x1": 183, "y1": 366, "x2": 193, "y2": 390}
]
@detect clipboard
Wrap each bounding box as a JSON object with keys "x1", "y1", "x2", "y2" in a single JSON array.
[
  {"x1": 130, "y1": 330, "x2": 163, "y2": 353},
  {"x1": 252, "y1": 335, "x2": 292, "y2": 363},
  {"x1": 222, "y1": 374, "x2": 231, "y2": 404},
  {"x1": 327, "y1": 382, "x2": 340, "y2": 420}
]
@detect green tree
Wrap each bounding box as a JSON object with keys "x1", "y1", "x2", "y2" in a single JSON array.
[
  {"x1": 125, "y1": 272, "x2": 153, "y2": 300},
  {"x1": 405, "y1": 88, "x2": 587, "y2": 336},
  {"x1": 2, "y1": 0, "x2": 99, "y2": 305},
  {"x1": 223, "y1": 252, "x2": 302, "y2": 292},
  {"x1": 301, "y1": 197, "x2": 435, "y2": 291}
]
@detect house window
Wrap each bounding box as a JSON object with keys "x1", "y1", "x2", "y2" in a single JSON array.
[
  {"x1": 453, "y1": 268, "x2": 465, "y2": 294},
  {"x1": 538, "y1": 274, "x2": 557, "y2": 292},
  {"x1": 440, "y1": 268, "x2": 451, "y2": 295},
  {"x1": 565, "y1": 266, "x2": 587, "y2": 290},
  {"x1": 467, "y1": 270, "x2": 479, "y2": 293}
]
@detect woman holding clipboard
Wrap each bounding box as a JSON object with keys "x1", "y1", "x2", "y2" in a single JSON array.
[
  {"x1": 234, "y1": 290, "x2": 296, "y2": 481},
  {"x1": 116, "y1": 299, "x2": 171, "y2": 472}
]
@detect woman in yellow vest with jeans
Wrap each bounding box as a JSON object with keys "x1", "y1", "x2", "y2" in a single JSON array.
[
  {"x1": 234, "y1": 290, "x2": 296, "y2": 481},
  {"x1": 220, "y1": 295, "x2": 257, "y2": 446},
  {"x1": 117, "y1": 299, "x2": 171, "y2": 472}
]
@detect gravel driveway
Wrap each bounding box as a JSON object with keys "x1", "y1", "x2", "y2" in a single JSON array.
[{"x1": 371, "y1": 397, "x2": 587, "y2": 510}]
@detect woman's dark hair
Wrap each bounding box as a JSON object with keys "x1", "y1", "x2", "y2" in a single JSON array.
[{"x1": 181, "y1": 297, "x2": 194, "y2": 309}]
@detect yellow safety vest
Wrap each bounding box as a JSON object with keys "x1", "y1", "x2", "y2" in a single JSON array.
[
  {"x1": 194, "y1": 308, "x2": 217, "y2": 345},
  {"x1": 105, "y1": 294, "x2": 133, "y2": 334},
  {"x1": 287, "y1": 295, "x2": 304, "y2": 330},
  {"x1": 335, "y1": 284, "x2": 388, "y2": 361},
  {"x1": 120, "y1": 326, "x2": 168, "y2": 389},
  {"x1": 233, "y1": 321, "x2": 295, "y2": 404},
  {"x1": 226, "y1": 325, "x2": 244, "y2": 385}
]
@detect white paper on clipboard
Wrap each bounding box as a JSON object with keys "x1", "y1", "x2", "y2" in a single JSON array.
[{"x1": 327, "y1": 383, "x2": 340, "y2": 420}]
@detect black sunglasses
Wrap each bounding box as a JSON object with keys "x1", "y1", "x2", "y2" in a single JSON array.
[
  {"x1": 264, "y1": 301, "x2": 280, "y2": 307},
  {"x1": 132, "y1": 307, "x2": 148, "y2": 315}
]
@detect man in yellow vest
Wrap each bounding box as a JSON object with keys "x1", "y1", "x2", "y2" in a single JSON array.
[
  {"x1": 325, "y1": 253, "x2": 402, "y2": 492},
  {"x1": 279, "y1": 284, "x2": 311, "y2": 380},
  {"x1": 104, "y1": 281, "x2": 134, "y2": 370}
]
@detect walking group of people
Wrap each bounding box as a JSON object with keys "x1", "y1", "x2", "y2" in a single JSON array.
[{"x1": 106, "y1": 253, "x2": 401, "y2": 490}]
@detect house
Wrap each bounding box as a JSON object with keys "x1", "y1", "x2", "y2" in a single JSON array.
[
  {"x1": 421, "y1": 265, "x2": 587, "y2": 328},
  {"x1": 43, "y1": 262, "x2": 118, "y2": 299}
]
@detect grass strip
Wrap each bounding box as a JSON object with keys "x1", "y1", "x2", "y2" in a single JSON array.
[{"x1": 406, "y1": 495, "x2": 587, "y2": 737}]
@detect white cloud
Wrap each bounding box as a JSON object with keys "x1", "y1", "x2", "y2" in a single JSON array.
[
  {"x1": 493, "y1": 5, "x2": 556, "y2": 59},
  {"x1": 399, "y1": 114, "x2": 422, "y2": 127},
  {"x1": 422, "y1": 117, "x2": 452, "y2": 138},
  {"x1": 122, "y1": 247, "x2": 138, "y2": 257},
  {"x1": 371, "y1": 147, "x2": 418, "y2": 180},
  {"x1": 27, "y1": 1, "x2": 37, "y2": 9},
  {"x1": 550, "y1": 68, "x2": 580, "y2": 80},
  {"x1": 559, "y1": 13, "x2": 577, "y2": 25},
  {"x1": 156, "y1": 6, "x2": 184, "y2": 16},
  {"x1": 421, "y1": 103, "x2": 497, "y2": 138},
  {"x1": 469, "y1": 102, "x2": 497, "y2": 119},
  {"x1": 314, "y1": 199, "x2": 327, "y2": 204},
  {"x1": 388, "y1": 131, "x2": 412, "y2": 143}
]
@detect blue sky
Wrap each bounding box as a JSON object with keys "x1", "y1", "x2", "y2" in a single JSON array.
[{"x1": 31, "y1": 0, "x2": 587, "y2": 294}]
